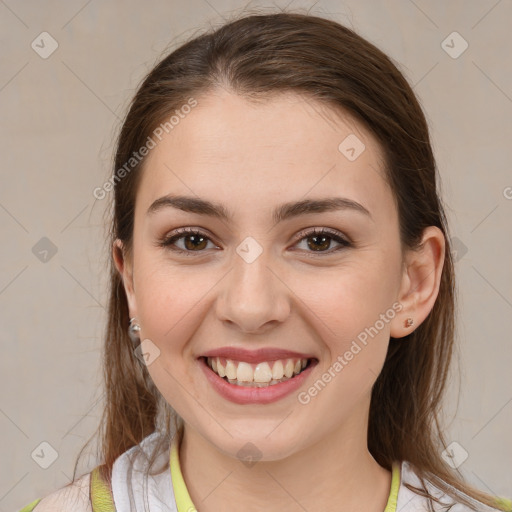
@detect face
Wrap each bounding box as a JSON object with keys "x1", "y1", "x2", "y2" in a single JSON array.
[{"x1": 115, "y1": 89, "x2": 411, "y2": 461}]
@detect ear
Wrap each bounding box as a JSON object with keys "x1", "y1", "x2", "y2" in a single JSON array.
[
  {"x1": 112, "y1": 239, "x2": 137, "y2": 318},
  {"x1": 390, "y1": 226, "x2": 445, "y2": 338}
]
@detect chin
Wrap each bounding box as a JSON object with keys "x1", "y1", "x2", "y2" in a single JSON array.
[{"x1": 202, "y1": 425, "x2": 307, "y2": 463}]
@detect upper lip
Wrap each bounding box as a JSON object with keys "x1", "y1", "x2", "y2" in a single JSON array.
[{"x1": 200, "y1": 347, "x2": 317, "y2": 364}]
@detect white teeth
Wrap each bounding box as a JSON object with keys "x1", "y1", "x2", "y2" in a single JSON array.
[
  {"x1": 206, "y1": 356, "x2": 311, "y2": 386},
  {"x1": 254, "y1": 362, "x2": 273, "y2": 383},
  {"x1": 225, "y1": 359, "x2": 237, "y2": 380},
  {"x1": 217, "y1": 359, "x2": 226, "y2": 378},
  {"x1": 284, "y1": 359, "x2": 295, "y2": 378},
  {"x1": 271, "y1": 360, "x2": 284, "y2": 380},
  {"x1": 236, "y1": 361, "x2": 254, "y2": 382}
]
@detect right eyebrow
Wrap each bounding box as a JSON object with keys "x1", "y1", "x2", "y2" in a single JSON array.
[{"x1": 146, "y1": 194, "x2": 373, "y2": 224}]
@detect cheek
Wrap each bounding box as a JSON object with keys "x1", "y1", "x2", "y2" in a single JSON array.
[
  {"x1": 298, "y1": 259, "x2": 399, "y2": 341},
  {"x1": 136, "y1": 266, "x2": 206, "y2": 350},
  {"x1": 292, "y1": 265, "x2": 397, "y2": 414},
  {"x1": 293, "y1": 260, "x2": 400, "y2": 407},
  {"x1": 133, "y1": 263, "x2": 211, "y2": 408}
]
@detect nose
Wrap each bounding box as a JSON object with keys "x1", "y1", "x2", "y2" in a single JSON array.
[{"x1": 215, "y1": 248, "x2": 291, "y2": 334}]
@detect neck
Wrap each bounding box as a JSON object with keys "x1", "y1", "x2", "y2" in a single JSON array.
[{"x1": 178, "y1": 398, "x2": 392, "y2": 512}]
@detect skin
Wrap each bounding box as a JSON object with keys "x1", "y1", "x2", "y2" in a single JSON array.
[{"x1": 113, "y1": 89, "x2": 445, "y2": 512}]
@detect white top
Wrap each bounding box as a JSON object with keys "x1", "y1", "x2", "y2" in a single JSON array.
[
  {"x1": 31, "y1": 431, "x2": 508, "y2": 512},
  {"x1": 111, "y1": 431, "x2": 176, "y2": 512}
]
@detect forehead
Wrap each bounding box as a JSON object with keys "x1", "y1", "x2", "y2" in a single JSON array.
[{"x1": 135, "y1": 89, "x2": 394, "y2": 224}]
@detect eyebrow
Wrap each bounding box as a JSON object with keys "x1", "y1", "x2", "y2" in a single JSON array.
[{"x1": 146, "y1": 194, "x2": 373, "y2": 224}]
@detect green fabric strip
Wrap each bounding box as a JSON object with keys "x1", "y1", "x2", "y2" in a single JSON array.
[
  {"x1": 170, "y1": 438, "x2": 197, "y2": 512},
  {"x1": 494, "y1": 496, "x2": 512, "y2": 511},
  {"x1": 384, "y1": 461, "x2": 401, "y2": 512},
  {"x1": 91, "y1": 466, "x2": 116, "y2": 512},
  {"x1": 17, "y1": 498, "x2": 41, "y2": 512}
]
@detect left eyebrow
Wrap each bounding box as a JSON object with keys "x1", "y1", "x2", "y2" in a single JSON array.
[{"x1": 146, "y1": 194, "x2": 373, "y2": 224}]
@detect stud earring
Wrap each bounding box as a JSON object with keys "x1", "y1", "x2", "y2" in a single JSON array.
[
  {"x1": 128, "y1": 317, "x2": 141, "y2": 344},
  {"x1": 404, "y1": 317, "x2": 414, "y2": 328}
]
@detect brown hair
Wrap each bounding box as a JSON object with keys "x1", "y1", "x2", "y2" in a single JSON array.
[{"x1": 74, "y1": 9, "x2": 508, "y2": 511}]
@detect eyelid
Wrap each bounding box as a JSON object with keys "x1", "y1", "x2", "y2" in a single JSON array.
[
  {"x1": 293, "y1": 226, "x2": 350, "y2": 245},
  {"x1": 157, "y1": 227, "x2": 220, "y2": 255},
  {"x1": 158, "y1": 226, "x2": 351, "y2": 256}
]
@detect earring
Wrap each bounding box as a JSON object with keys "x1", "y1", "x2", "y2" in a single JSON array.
[
  {"x1": 404, "y1": 317, "x2": 414, "y2": 328},
  {"x1": 128, "y1": 317, "x2": 141, "y2": 344}
]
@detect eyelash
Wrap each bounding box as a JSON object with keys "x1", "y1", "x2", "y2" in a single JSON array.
[{"x1": 157, "y1": 227, "x2": 352, "y2": 257}]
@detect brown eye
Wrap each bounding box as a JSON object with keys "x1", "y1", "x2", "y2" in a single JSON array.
[
  {"x1": 294, "y1": 227, "x2": 351, "y2": 254},
  {"x1": 182, "y1": 233, "x2": 208, "y2": 251},
  {"x1": 158, "y1": 226, "x2": 351, "y2": 257},
  {"x1": 306, "y1": 233, "x2": 331, "y2": 251},
  {"x1": 159, "y1": 228, "x2": 216, "y2": 255}
]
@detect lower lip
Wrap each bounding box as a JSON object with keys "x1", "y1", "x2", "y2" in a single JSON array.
[{"x1": 199, "y1": 357, "x2": 317, "y2": 405}]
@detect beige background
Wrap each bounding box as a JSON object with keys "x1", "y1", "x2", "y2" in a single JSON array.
[{"x1": 1, "y1": 0, "x2": 511, "y2": 510}]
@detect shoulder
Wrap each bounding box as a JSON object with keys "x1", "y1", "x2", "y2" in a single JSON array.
[
  {"x1": 398, "y1": 461, "x2": 512, "y2": 512},
  {"x1": 21, "y1": 472, "x2": 92, "y2": 512},
  {"x1": 20, "y1": 432, "x2": 174, "y2": 512}
]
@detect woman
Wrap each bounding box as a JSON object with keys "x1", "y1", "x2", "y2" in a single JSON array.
[{"x1": 20, "y1": 10, "x2": 511, "y2": 512}]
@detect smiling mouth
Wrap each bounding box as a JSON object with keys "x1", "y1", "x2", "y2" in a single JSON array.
[{"x1": 201, "y1": 356, "x2": 316, "y2": 387}]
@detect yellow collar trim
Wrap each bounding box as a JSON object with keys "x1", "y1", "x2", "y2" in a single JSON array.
[
  {"x1": 385, "y1": 461, "x2": 401, "y2": 512},
  {"x1": 170, "y1": 438, "x2": 198, "y2": 512},
  {"x1": 90, "y1": 466, "x2": 116, "y2": 512}
]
